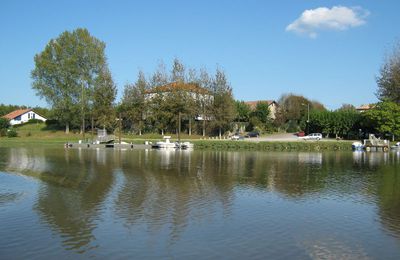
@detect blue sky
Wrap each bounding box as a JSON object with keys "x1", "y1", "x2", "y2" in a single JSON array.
[{"x1": 1, "y1": 0, "x2": 399, "y2": 109}]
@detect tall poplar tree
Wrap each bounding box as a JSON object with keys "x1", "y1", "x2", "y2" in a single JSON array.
[
  {"x1": 212, "y1": 68, "x2": 235, "y2": 138},
  {"x1": 92, "y1": 68, "x2": 117, "y2": 130}
]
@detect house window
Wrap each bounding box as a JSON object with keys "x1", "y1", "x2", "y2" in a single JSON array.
[
  {"x1": 28, "y1": 113, "x2": 30, "y2": 119},
  {"x1": 32, "y1": 113, "x2": 35, "y2": 119},
  {"x1": 15, "y1": 116, "x2": 21, "y2": 121}
]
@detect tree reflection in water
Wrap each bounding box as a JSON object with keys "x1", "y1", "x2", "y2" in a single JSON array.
[{"x1": 1, "y1": 147, "x2": 400, "y2": 256}]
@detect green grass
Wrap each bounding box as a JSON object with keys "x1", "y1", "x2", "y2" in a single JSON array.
[{"x1": 0, "y1": 122, "x2": 353, "y2": 151}]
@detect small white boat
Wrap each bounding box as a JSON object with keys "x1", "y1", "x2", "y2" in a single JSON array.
[
  {"x1": 391, "y1": 142, "x2": 400, "y2": 150},
  {"x1": 179, "y1": 142, "x2": 194, "y2": 149},
  {"x1": 152, "y1": 136, "x2": 178, "y2": 149},
  {"x1": 352, "y1": 142, "x2": 364, "y2": 151}
]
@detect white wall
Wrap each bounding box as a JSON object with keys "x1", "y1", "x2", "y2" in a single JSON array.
[{"x1": 9, "y1": 111, "x2": 47, "y2": 125}]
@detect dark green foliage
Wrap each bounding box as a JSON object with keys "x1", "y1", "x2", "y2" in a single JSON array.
[
  {"x1": 276, "y1": 94, "x2": 325, "y2": 132},
  {"x1": 7, "y1": 128, "x2": 18, "y2": 138},
  {"x1": 0, "y1": 117, "x2": 10, "y2": 129},
  {"x1": 120, "y1": 71, "x2": 148, "y2": 135},
  {"x1": 92, "y1": 68, "x2": 117, "y2": 130},
  {"x1": 0, "y1": 104, "x2": 28, "y2": 116},
  {"x1": 234, "y1": 101, "x2": 251, "y2": 122},
  {"x1": 26, "y1": 119, "x2": 43, "y2": 124},
  {"x1": 211, "y1": 68, "x2": 235, "y2": 138},
  {"x1": 306, "y1": 109, "x2": 362, "y2": 139},
  {"x1": 362, "y1": 101, "x2": 400, "y2": 139}
]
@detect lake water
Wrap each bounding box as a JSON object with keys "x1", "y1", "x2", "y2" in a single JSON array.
[{"x1": 1, "y1": 147, "x2": 400, "y2": 259}]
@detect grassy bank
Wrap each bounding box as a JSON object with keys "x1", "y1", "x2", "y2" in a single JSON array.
[{"x1": 0, "y1": 122, "x2": 353, "y2": 151}]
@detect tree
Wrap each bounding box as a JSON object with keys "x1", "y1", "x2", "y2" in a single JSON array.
[
  {"x1": 211, "y1": 68, "x2": 235, "y2": 138},
  {"x1": 337, "y1": 103, "x2": 356, "y2": 111},
  {"x1": 197, "y1": 69, "x2": 213, "y2": 136},
  {"x1": 363, "y1": 101, "x2": 400, "y2": 140},
  {"x1": 234, "y1": 101, "x2": 251, "y2": 122},
  {"x1": 276, "y1": 94, "x2": 311, "y2": 132},
  {"x1": 120, "y1": 71, "x2": 148, "y2": 135},
  {"x1": 92, "y1": 68, "x2": 117, "y2": 131},
  {"x1": 171, "y1": 58, "x2": 185, "y2": 83},
  {"x1": 31, "y1": 28, "x2": 108, "y2": 133},
  {"x1": 376, "y1": 42, "x2": 400, "y2": 103}
]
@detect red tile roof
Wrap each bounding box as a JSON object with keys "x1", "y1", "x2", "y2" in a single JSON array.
[
  {"x1": 2, "y1": 108, "x2": 32, "y2": 120},
  {"x1": 146, "y1": 82, "x2": 210, "y2": 94},
  {"x1": 356, "y1": 104, "x2": 374, "y2": 111},
  {"x1": 244, "y1": 100, "x2": 276, "y2": 110}
]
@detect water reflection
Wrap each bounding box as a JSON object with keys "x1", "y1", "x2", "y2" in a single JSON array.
[{"x1": 1, "y1": 148, "x2": 400, "y2": 258}]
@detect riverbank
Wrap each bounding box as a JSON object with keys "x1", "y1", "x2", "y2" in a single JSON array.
[
  {"x1": 0, "y1": 137, "x2": 353, "y2": 151},
  {"x1": 0, "y1": 123, "x2": 356, "y2": 150}
]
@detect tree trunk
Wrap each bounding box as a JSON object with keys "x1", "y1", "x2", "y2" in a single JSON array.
[
  {"x1": 219, "y1": 127, "x2": 222, "y2": 139},
  {"x1": 65, "y1": 122, "x2": 70, "y2": 134},
  {"x1": 202, "y1": 119, "x2": 205, "y2": 137},
  {"x1": 189, "y1": 118, "x2": 192, "y2": 136},
  {"x1": 161, "y1": 129, "x2": 164, "y2": 136}
]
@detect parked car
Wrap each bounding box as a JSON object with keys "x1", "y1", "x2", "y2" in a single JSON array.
[
  {"x1": 245, "y1": 132, "x2": 259, "y2": 138},
  {"x1": 231, "y1": 134, "x2": 244, "y2": 140},
  {"x1": 296, "y1": 131, "x2": 305, "y2": 137},
  {"x1": 299, "y1": 133, "x2": 323, "y2": 141}
]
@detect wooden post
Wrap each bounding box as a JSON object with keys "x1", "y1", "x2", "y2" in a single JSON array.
[{"x1": 118, "y1": 113, "x2": 122, "y2": 144}]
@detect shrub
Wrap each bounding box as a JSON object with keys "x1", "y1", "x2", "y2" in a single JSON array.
[
  {"x1": 0, "y1": 118, "x2": 10, "y2": 130},
  {"x1": 7, "y1": 128, "x2": 18, "y2": 138},
  {"x1": 0, "y1": 128, "x2": 6, "y2": 137},
  {"x1": 27, "y1": 119, "x2": 43, "y2": 124}
]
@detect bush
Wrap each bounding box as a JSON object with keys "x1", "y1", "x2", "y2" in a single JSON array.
[
  {"x1": 7, "y1": 128, "x2": 18, "y2": 138},
  {"x1": 0, "y1": 118, "x2": 10, "y2": 130},
  {"x1": 0, "y1": 128, "x2": 6, "y2": 137},
  {"x1": 26, "y1": 119, "x2": 43, "y2": 124}
]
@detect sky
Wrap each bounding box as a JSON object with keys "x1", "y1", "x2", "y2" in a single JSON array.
[{"x1": 1, "y1": 0, "x2": 399, "y2": 110}]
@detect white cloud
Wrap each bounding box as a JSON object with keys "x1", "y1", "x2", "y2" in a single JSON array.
[{"x1": 286, "y1": 6, "x2": 369, "y2": 38}]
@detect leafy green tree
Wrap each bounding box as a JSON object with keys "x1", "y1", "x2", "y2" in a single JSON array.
[
  {"x1": 92, "y1": 68, "x2": 117, "y2": 130},
  {"x1": 363, "y1": 101, "x2": 400, "y2": 140},
  {"x1": 376, "y1": 42, "x2": 400, "y2": 103},
  {"x1": 251, "y1": 102, "x2": 270, "y2": 124},
  {"x1": 276, "y1": 94, "x2": 311, "y2": 131},
  {"x1": 31, "y1": 28, "x2": 108, "y2": 133},
  {"x1": 211, "y1": 68, "x2": 235, "y2": 138},
  {"x1": 234, "y1": 101, "x2": 251, "y2": 122},
  {"x1": 121, "y1": 71, "x2": 148, "y2": 135},
  {"x1": 0, "y1": 118, "x2": 10, "y2": 130}
]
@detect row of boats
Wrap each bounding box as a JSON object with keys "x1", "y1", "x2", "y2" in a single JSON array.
[
  {"x1": 151, "y1": 136, "x2": 194, "y2": 149},
  {"x1": 352, "y1": 141, "x2": 400, "y2": 151}
]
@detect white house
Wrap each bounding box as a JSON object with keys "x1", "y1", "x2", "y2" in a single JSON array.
[{"x1": 3, "y1": 108, "x2": 47, "y2": 125}]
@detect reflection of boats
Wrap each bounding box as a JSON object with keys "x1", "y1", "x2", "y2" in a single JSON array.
[
  {"x1": 391, "y1": 142, "x2": 400, "y2": 150},
  {"x1": 152, "y1": 136, "x2": 178, "y2": 149},
  {"x1": 178, "y1": 142, "x2": 194, "y2": 149},
  {"x1": 352, "y1": 142, "x2": 364, "y2": 151}
]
